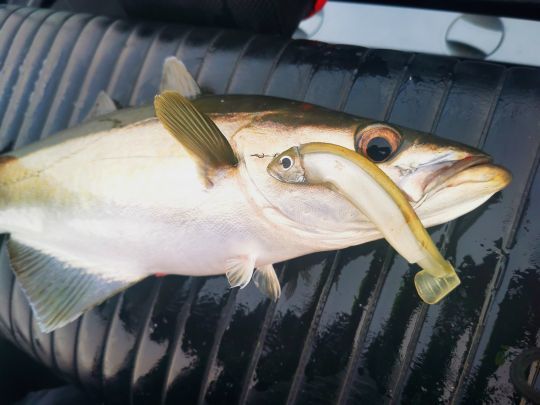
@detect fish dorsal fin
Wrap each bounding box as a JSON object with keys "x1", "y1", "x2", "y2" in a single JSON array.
[
  {"x1": 154, "y1": 91, "x2": 238, "y2": 169},
  {"x1": 84, "y1": 91, "x2": 119, "y2": 121},
  {"x1": 160, "y1": 57, "x2": 201, "y2": 99},
  {"x1": 7, "y1": 238, "x2": 146, "y2": 333}
]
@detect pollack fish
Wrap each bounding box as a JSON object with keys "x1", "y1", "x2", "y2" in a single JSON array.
[
  {"x1": 268, "y1": 142, "x2": 462, "y2": 304},
  {"x1": 0, "y1": 57, "x2": 511, "y2": 332}
]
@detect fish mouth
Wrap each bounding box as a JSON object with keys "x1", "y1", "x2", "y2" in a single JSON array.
[
  {"x1": 413, "y1": 159, "x2": 511, "y2": 227},
  {"x1": 424, "y1": 155, "x2": 492, "y2": 194},
  {"x1": 411, "y1": 155, "x2": 511, "y2": 207}
]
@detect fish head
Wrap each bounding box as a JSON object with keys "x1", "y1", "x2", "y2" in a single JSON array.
[
  {"x1": 226, "y1": 101, "x2": 510, "y2": 246},
  {"x1": 368, "y1": 124, "x2": 511, "y2": 227},
  {"x1": 266, "y1": 146, "x2": 306, "y2": 184}
]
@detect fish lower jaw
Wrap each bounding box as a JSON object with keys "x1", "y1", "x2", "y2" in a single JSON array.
[{"x1": 416, "y1": 193, "x2": 494, "y2": 229}]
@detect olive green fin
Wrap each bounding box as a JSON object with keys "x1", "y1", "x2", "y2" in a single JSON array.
[
  {"x1": 225, "y1": 256, "x2": 255, "y2": 289},
  {"x1": 160, "y1": 57, "x2": 201, "y2": 99},
  {"x1": 7, "y1": 238, "x2": 145, "y2": 333},
  {"x1": 85, "y1": 91, "x2": 119, "y2": 121},
  {"x1": 253, "y1": 264, "x2": 281, "y2": 301},
  {"x1": 154, "y1": 91, "x2": 238, "y2": 169}
]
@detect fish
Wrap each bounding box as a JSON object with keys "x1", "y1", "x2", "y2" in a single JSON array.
[
  {"x1": 0, "y1": 57, "x2": 511, "y2": 332},
  {"x1": 267, "y1": 142, "x2": 461, "y2": 304}
]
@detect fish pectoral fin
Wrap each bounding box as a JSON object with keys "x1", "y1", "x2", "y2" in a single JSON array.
[
  {"x1": 160, "y1": 57, "x2": 201, "y2": 99},
  {"x1": 154, "y1": 91, "x2": 238, "y2": 170},
  {"x1": 7, "y1": 238, "x2": 146, "y2": 333},
  {"x1": 84, "y1": 91, "x2": 119, "y2": 121},
  {"x1": 253, "y1": 264, "x2": 281, "y2": 301},
  {"x1": 225, "y1": 256, "x2": 255, "y2": 289}
]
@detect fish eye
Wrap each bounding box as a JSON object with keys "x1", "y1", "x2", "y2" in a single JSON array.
[
  {"x1": 280, "y1": 156, "x2": 293, "y2": 170},
  {"x1": 355, "y1": 124, "x2": 402, "y2": 163},
  {"x1": 366, "y1": 137, "x2": 392, "y2": 162}
]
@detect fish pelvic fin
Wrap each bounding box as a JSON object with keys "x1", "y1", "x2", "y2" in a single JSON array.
[
  {"x1": 160, "y1": 57, "x2": 201, "y2": 99},
  {"x1": 7, "y1": 237, "x2": 146, "y2": 333},
  {"x1": 254, "y1": 264, "x2": 281, "y2": 301},
  {"x1": 154, "y1": 91, "x2": 238, "y2": 171},
  {"x1": 225, "y1": 255, "x2": 255, "y2": 289}
]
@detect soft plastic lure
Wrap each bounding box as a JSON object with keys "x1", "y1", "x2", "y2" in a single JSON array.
[{"x1": 267, "y1": 142, "x2": 461, "y2": 304}]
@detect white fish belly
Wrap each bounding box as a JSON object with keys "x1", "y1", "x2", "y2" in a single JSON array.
[{"x1": 0, "y1": 120, "x2": 278, "y2": 277}]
